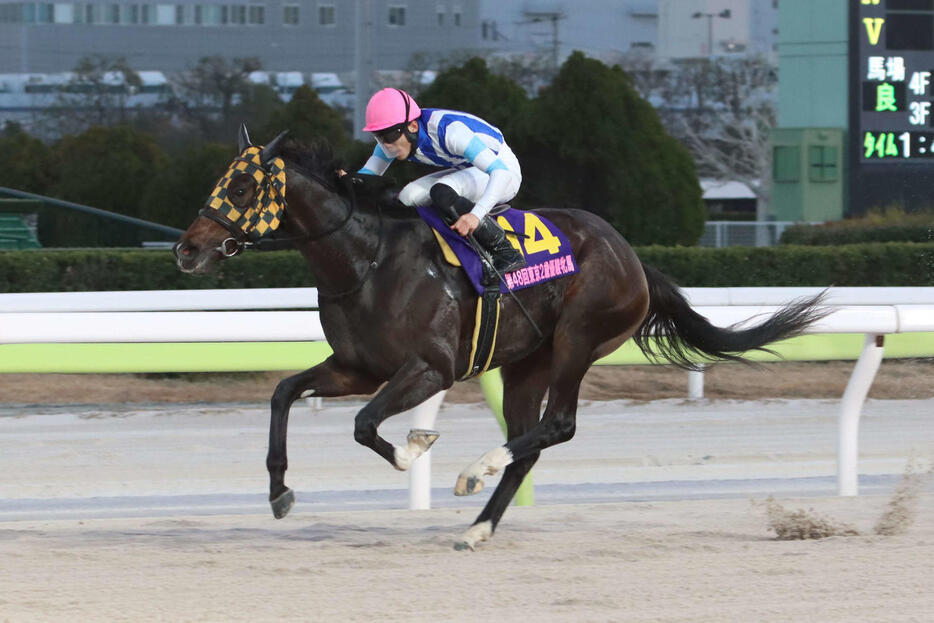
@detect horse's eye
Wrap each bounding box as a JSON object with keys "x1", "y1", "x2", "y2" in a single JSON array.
[{"x1": 235, "y1": 188, "x2": 246, "y2": 197}]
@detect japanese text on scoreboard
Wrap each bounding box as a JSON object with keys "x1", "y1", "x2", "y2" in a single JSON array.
[{"x1": 859, "y1": 0, "x2": 934, "y2": 161}]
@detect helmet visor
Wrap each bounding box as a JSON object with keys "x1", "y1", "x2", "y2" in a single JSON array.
[{"x1": 372, "y1": 124, "x2": 406, "y2": 145}]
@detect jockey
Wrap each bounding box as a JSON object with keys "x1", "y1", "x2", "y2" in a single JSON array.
[{"x1": 358, "y1": 87, "x2": 526, "y2": 275}]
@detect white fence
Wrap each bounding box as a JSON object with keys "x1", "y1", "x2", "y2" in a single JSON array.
[
  {"x1": 698, "y1": 221, "x2": 821, "y2": 247},
  {"x1": 2, "y1": 286, "x2": 933, "y2": 504}
]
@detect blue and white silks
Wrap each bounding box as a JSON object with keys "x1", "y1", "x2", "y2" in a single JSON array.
[{"x1": 358, "y1": 108, "x2": 522, "y2": 220}]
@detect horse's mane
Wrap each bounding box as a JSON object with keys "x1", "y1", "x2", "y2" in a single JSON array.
[
  {"x1": 277, "y1": 137, "x2": 417, "y2": 220},
  {"x1": 278, "y1": 138, "x2": 343, "y2": 186}
]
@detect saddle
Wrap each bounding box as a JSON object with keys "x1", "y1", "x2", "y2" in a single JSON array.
[{"x1": 417, "y1": 205, "x2": 579, "y2": 380}]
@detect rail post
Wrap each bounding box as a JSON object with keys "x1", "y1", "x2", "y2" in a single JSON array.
[{"x1": 837, "y1": 334, "x2": 885, "y2": 496}]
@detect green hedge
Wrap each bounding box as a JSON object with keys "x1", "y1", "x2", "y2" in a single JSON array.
[
  {"x1": 637, "y1": 242, "x2": 933, "y2": 287},
  {"x1": 780, "y1": 223, "x2": 932, "y2": 245},
  {"x1": 0, "y1": 249, "x2": 316, "y2": 292},
  {"x1": 2, "y1": 242, "x2": 931, "y2": 292}
]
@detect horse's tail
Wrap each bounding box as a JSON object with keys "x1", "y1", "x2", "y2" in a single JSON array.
[{"x1": 633, "y1": 263, "x2": 829, "y2": 371}]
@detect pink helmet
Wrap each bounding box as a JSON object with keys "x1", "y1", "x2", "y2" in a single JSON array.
[{"x1": 363, "y1": 88, "x2": 421, "y2": 132}]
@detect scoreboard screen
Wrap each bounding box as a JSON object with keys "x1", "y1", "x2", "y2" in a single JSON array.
[{"x1": 857, "y1": 0, "x2": 934, "y2": 161}]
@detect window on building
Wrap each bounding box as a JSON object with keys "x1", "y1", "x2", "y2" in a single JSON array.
[
  {"x1": 176, "y1": 4, "x2": 185, "y2": 25},
  {"x1": 230, "y1": 5, "x2": 246, "y2": 25},
  {"x1": 0, "y1": 5, "x2": 20, "y2": 23},
  {"x1": 437, "y1": 5, "x2": 444, "y2": 26},
  {"x1": 283, "y1": 5, "x2": 299, "y2": 25},
  {"x1": 808, "y1": 145, "x2": 838, "y2": 182},
  {"x1": 156, "y1": 4, "x2": 175, "y2": 25},
  {"x1": 203, "y1": 5, "x2": 226, "y2": 25},
  {"x1": 141, "y1": 4, "x2": 151, "y2": 24},
  {"x1": 37, "y1": 3, "x2": 54, "y2": 23},
  {"x1": 54, "y1": 3, "x2": 74, "y2": 23},
  {"x1": 319, "y1": 5, "x2": 334, "y2": 26},
  {"x1": 249, "y1": 4, "x2": 264, "y2": 24},
  {"x1": 194, "y1": 5, "x2": 202, "y2": 24},
  {"x1": 106, "y1": 4, "x2": 120, "y2": 24},
  {"x1": 773, "y1": 146, "x2": 800, "y2": 182},
  {"x1": 123, "y1": 4, "x2": 140, "y2": 24},
  {"x1": 388, "y1": 5, "x2": 405, "y2": 26},
  {"x1": 453, "y1": 6, "x2": 460, "y2": 26}
]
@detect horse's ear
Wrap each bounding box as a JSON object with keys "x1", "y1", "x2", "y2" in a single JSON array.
[
  {"x1": 238, "y1": 123, "x2": 252, "y2": 153},
  {"x1": 261, "y1": 129, "x2": 289, "y2": 163}
]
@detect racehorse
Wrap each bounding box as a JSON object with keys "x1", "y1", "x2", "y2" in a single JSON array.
[{"x1": 174, "y1": 128, "x2": 826, "y2": 550}]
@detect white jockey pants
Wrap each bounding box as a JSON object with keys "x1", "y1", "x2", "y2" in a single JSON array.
[{"x1": 397, "y1": 144, "x2": 522, "y2": 214}]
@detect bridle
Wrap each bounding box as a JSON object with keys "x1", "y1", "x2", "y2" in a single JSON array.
[
  {"x1": 197, "y1": 155, "x2": 361, "y2": 257},
  {"x1": 195, "y1": 141, "x2": 291, "y2": 258},
  {"x1": 190, "y1": 126, "x2": 383, "y2": 300}
]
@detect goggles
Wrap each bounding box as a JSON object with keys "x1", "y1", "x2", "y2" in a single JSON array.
[{"x1": 372, "y1": 124, "x2": 406, "y2": 144}]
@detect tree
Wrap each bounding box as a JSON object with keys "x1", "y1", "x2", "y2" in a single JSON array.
[
  {"x1": 417, "y1": 57, "x2": 529, "y2": 139},
  {"x1": 622, "y1": 55, "x2": 777, "y2": 222},
  {"x1": 139, "y1": 142, "x2": 233, "y2": 228},
  {"x1": 485, "y1": 52, "x2": 556, "y2": 97},
  {"x1": 175, "y1": 56, "x2": 263, "y2": 123},
  {"x1": 37, "y1": 55, "x2": 143, "y2": 136},
  {"x1": 518, "y1": 52, "x2": 705, "y2": 246},
  {"x1": 262, "y1": 85, "x2": 351, "y2": 153},
  {"x1": 50, "y1": 125, "x2": 167, "y2": 218},
  {"x1": 0, "y1": 122, "x2": 55, "y2": 194}
]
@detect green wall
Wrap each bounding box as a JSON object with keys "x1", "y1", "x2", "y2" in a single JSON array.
[
  {"x1": 771, "y1": 128, "x2": 845, "y2": 222},
  {"x1": 772, "y1": 0, "x2": 849, "y2": 221}
]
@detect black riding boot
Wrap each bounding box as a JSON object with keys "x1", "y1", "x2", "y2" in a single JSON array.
[
  {"x1": 471, "y1": 217, "x2": 526, "y2": 274},
  {"x1": 429, "y1": 184, "x2": 526, "y2": 275}
]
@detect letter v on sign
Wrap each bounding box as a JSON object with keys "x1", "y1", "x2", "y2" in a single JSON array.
[{"x1": 863, "y1": 18, "x2": 884, "y2": 46}]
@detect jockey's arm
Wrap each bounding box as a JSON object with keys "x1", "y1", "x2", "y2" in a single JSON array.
[
  {"x1": 445, "y1": 122, "x2": 515, "y2": 220},
  {"x1": 357, "y1": 142, "x2": 394, "y2": 176}
]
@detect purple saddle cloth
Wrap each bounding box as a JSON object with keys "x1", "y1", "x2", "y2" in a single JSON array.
[{"x1": 416, "y1": 205, "x2": 579, "y2": 295}]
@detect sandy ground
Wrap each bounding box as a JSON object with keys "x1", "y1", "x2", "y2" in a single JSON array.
[
  {"x1": 1, "y1": 393, "x2": 933, "y2": 622},
  {"x1": 2, "y1": 496, "x2": 932, "y2": 623}
]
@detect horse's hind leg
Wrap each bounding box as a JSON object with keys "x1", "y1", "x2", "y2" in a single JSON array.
[
  {"x1": 267, "y1": 356, "x2": 380, "y2": 519},
  {"x1": 455, "y1": 350, "x2": 551, "y2": 551},
  {"x1": 455, "y1": 339, "x2": 591, "y2": 496}
]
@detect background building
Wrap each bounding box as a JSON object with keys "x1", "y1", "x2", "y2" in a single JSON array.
[
  {"x1": 657, "y1": 0, "x2": 778, "y2": 61},
  {"x1": 0, "y1": 1, "x2": 479, "y2": 73},
  {"x1": 770, "y1": 0, "x2": 847, "y2": 222},
  {"x1": 477, "y1": 0, "x2": 658, "y2": 66}
]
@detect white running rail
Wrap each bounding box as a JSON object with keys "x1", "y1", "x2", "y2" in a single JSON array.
[{"x1": 2, "y1": 286, "x2": 933, "y2": 501}]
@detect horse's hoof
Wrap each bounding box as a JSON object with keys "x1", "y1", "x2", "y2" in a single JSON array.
[
  {"x1": 454, "y1": 521, "x2": 491, "y2": 550},
  {"x1": 454, "y1": 475, "x2": 483, "y2": 496},
  {"x1": 270, "y1": 488, "x2": 295, "y2": 519},
  {"x1": 408, "y1": 428, "x2": 440, "y2": 450}
]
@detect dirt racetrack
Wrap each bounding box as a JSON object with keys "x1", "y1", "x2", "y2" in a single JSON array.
[
  {"x1": 2, "y1": 494, "x2": 932, "y2": 623},
  {"x1": 1, "y1": 360, "x2": 932, "y2": 622}
]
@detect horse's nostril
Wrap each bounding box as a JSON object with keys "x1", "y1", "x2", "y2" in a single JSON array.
[{"x1": 174, "y1": 241, "x2": 196, "y2": 260}]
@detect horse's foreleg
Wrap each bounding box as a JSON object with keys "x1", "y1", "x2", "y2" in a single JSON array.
[
  {"x1": 455, "y1": 351, "x2": 551, "y2": 551},
  {"x1": 353, "y1": 358, "x2": 449, "y2": 469},
  {"x1": 267, "y1": 356, "x2": 380, "y2": 519}
]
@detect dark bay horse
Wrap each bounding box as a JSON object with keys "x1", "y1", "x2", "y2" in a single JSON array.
[{"x1": 175, "y1": 129, "x2": 826, "y2": 550}]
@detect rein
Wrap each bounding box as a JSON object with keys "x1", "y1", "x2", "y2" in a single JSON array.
[
  {"x1": 249, "y1": 165, "x2": 358, "y2": 253},
  {"x1": 207, "y1": 159, "x2": 382, "y2": 301},
  {"x1": 318, "y1": 197, "x2": 383, "y2": 301}
]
